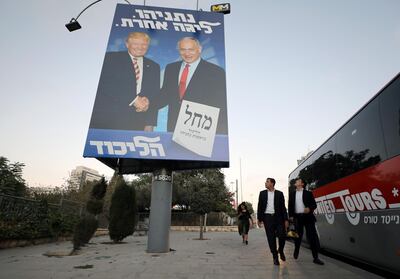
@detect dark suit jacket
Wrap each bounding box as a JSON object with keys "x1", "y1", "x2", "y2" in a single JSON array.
[
  {"x1": 89, "y1": 51, "x2": 160, "y2": 131},
  {"x1": 157, "y1": 59, "x2": 228, "y2": 134},
  {"x1": 257, "y1": 189, "x2": 288, "y2": 222},
  {"x1": 288, "y1": 189, "x2": 317, "y2": 223}
]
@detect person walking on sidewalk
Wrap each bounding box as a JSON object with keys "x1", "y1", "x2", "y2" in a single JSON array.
[
  {"x1": 288, "y1": 177, "x2": 324, "y2": 265},
  {"x1": 257, "y1": 178, "x2": 289, "y2": 265},
  {"x1": 237, "y1": 202, "x2": 253, "y2": 245}
]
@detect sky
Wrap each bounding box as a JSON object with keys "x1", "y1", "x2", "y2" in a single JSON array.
[{"x1": 0, "y1": 0, "x2": 399, "y2": 205}]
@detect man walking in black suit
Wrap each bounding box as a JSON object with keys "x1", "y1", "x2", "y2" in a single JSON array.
[
  {"x1": 155, "y1": 37, "x2": 228, "y2": 134},
  {"x1": 89, "y1": 32, "x2": 160, "y2": 131},
  {"x1": 288, "y1": 178, "x2": 324, "y2": 265},
  {"x1": 257, "y1": 178, "x2": 289, "y2": 265}
]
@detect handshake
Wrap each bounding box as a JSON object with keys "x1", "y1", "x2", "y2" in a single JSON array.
[{"x1": 129, "y1": 96, "x2": 150, "y2": 112}]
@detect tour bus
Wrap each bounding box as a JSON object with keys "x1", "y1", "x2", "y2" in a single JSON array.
[{"x1": 288, "y1": 72, "x2": 400, "y2": 275}]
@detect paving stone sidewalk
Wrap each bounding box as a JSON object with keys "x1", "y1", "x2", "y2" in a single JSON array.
[{"x1": 0, "y1": 228, "x2": 382, "y2": 279}]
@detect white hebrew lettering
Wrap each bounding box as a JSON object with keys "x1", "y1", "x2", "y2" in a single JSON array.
[
  {"x1": 121, "y1": 18, "x2": 133, "y2": 27},
  {"x1": 89, "y1": 141, "x2": 104, "y2": 155},
  {"x1": 112, "y1": 142, "x2": 127, "y2": 155}
]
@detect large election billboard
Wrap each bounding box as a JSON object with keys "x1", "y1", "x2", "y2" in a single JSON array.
[{"x1": 84, "y1": 4, "x2": 229, "y2": 173}]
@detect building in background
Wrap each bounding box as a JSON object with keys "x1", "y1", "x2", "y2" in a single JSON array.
[
  {"x1": 69, "y1": 166, "x2": 102, "y2": 190},
  {"x1": 297, "y1": 150, "x2": 314, "y2": 166}
]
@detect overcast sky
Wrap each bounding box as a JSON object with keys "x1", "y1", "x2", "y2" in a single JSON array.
[{"x1": 0, "y1": 0, "x2": 399, "y2": 204}]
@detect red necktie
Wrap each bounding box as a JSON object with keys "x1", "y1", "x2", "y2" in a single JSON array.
[{"x1": 179, "y1": 64, "x2": 190, "y2": 100}]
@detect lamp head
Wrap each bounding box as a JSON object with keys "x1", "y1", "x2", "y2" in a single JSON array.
[{"x1": 65, "y1": 19, "x2": 81, "y2": 32}]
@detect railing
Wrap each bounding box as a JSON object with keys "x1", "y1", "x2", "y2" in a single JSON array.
[
  {"x1": 136, "y1": 212, "x2": 235, "y2": 226},
  {"x1": 0, "y1": 194, "x2": 85, "y2": 241},
  {"x1": 0, "y1": 194, "x2": 85, "y2": 220}
]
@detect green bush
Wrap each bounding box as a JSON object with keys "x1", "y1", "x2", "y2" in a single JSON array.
[
  {"x1": 72, "y1": 178, "x2": 107, "y2": 250},
  {"x1": 109, "y1": 176, "x2": 137, "y2": 242},
  {"x1": 49, "y1": 211, "x2": 79, "y2": 238},
  {"x1": 72, "y1": 216, "x2": 98, "y2": 250},
  {"x1": 90, "y1": 178, "x2": 107, "y2": 200},
  {"x1": 86, "y1": 199, "x2": 104, "y2": 215},
  {"x1": 0, "y1": 209, "x2": 79, "y2": 240}
]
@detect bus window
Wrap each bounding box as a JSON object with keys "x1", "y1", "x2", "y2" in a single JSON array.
[
  {"x1": 311, "y1": 136, "x2": 337, "y2": 188},
  {"x1": 336, "y1": 98, "x2": 386, "y2": 178},
  {"x1": 379, "y1": 76, "x2": 400, "y2": 159},
  {"x1": 298, "y1": 155, "x2": 316, "y2": 191}
]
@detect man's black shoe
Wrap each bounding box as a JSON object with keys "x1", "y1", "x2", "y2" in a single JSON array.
[
  {"x1": 273, "y1": 257, "x2": 280, "y2": 265},
  {"x1": 293, "y1": 250, "x2": 299, "y2": 259},
  {"x1": 279, "y1": 251, "x2": 286, "y2": 261},
  {"x1": 313, "y1": 258, "x2": 324, "y2": 265}
]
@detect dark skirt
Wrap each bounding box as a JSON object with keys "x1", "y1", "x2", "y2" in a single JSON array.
[{"x1": 238, "y1": 219, "x2": 250, "y2": 235}]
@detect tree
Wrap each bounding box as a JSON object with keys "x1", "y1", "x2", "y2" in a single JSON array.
[
  {"x1": 186, "y1": 169, "x2": 232, "y2": 239},
  {"x1": 72, "y1": 177, "x2": 107, "y2": 251},
  {"x1": 172, "y1": 170, "x2": 197, "y2": 210},
  {"x1": 103, "y1": 171, "x2": 119, "y2": 220},
  {"x1": 108, "y1": 175, "x2": 138, "y2": 243},
  {"x1": 27, "y1": 186, "x2": 64, "y2": 204},
  {"x1": 191, "y1": 188, "x2": 213, "y2": 240},
  {"x1": 86, "y1": 178, "x2": 107, "y2": 215},
  {"x1": 171, "y1": 169, "x2": 233, "y2": 213},
  {"x1": 131, "y1": 174, "x2": 152, "y2": 212},
  {"x1": 0, "y1": 156, "x2": 26, "y2": 196}
]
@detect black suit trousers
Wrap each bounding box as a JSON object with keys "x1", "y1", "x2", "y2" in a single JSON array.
[
  {"x1": 263, "y1": 214, "x2": 286, "y2": 257},
  {"x1": 294, "y1": 214, "x2": 320, "y2": 259}
]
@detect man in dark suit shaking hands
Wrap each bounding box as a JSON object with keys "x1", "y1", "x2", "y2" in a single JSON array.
[
  {"x1": 288, "y1": 178, "x2": 324, "y2": 265},
  {"x1": 90, "y1": 32, "x2": 160, "y2": 131},
  {"x1": 257, "y1": 178, "x2": 289, "y2": 265},
  {"x1": 156, "y1": 37, "x2": 228, "y2": 134}
]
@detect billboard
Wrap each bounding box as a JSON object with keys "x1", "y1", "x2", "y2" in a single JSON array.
[{"x1": 83, "y1": 4, "x2": 229, "y2": 173}]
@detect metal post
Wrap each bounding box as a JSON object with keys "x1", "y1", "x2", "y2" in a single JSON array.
[
  {"x1": 147, "y1": 168, "x2": 173, "y2": 253},
  {"x1": 240, "y1": 158, "x2": 243, "y2": 203},
  {"x1": 235, "y1": 179, "x2": 239, "y2": 207}
]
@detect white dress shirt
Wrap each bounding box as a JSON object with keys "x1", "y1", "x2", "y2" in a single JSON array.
[
  {"x1": 178, "y1": 57, "x2": 201, "y2": 87},
  {"x1": 295, "y1": 189, "x2": 305, "y2": 214},
  {"x1": 128, "y1": 53, "x2": 144, "y2": 94},
  {"x1": 265, "y1": 190, "x2": 275, "y2": 214}
]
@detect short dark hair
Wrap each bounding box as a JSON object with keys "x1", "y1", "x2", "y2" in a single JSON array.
[
  {"x1": 296, "y1": 177, "x2": 305, "y2": 185},
  {"x1": 267, "y1": 178, "x2": 276, "y2": 186}
]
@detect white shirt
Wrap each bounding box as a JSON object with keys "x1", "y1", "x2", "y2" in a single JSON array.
[
  {"x1": 295, "y1": 189, "x2": 305, "y2": 214},
  {"x1": 128, "y1": 53, "x2": 143, "y2": 94},
  {"x1": 265, "y1": 190, "x2": 275, "y2": 214},
  {"x1": 178, "y1": 57, "x2": 201, "y2": 87}
]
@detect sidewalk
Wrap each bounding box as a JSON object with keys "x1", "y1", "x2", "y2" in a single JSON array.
[{"x1": 0, "y1": 228, "x2": 382, "y2": 279}]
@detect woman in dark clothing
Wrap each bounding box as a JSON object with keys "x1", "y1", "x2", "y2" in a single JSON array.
[{"x1": 237, "y1": 202, "x2": 253, "y2": 245}]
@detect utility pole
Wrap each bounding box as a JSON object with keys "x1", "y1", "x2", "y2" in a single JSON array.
[
  {"x1": 240, "y1": 158, "x2": 243, "y2": 203},
  {"x1": 235, "y1": 179, "x2": 239, "y2": 207}
]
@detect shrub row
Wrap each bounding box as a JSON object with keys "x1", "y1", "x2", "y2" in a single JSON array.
[{"x1": 0, "y1": 205, "x2": 79, "y2": 240}]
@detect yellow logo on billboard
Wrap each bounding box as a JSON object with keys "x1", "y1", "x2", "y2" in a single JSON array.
[{"x1": 211, "y1": 3, "x2": 231, "y2": 14}]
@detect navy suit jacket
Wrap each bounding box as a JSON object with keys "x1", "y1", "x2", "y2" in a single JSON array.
[
  {"x1": 288, "y1": 189, "x2": 317, "y2": 223},
  {"x1": 157, "y1": 59, "x2": 228, "y2": 134},
  {"x1": 257, "y1": 189, "x2": 288, "y2": 222},
  {"x1": 89, "y1": 51, "x2": 160, "y2": 131}
]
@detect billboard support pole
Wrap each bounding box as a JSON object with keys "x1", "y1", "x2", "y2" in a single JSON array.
[{"x1": 147, "y1": 168, "x2": 173, "y2": 253}]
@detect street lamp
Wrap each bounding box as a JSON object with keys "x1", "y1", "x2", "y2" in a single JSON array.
[{"x1": 65, "y1": 0, "x2": 132, "y2": 32}]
